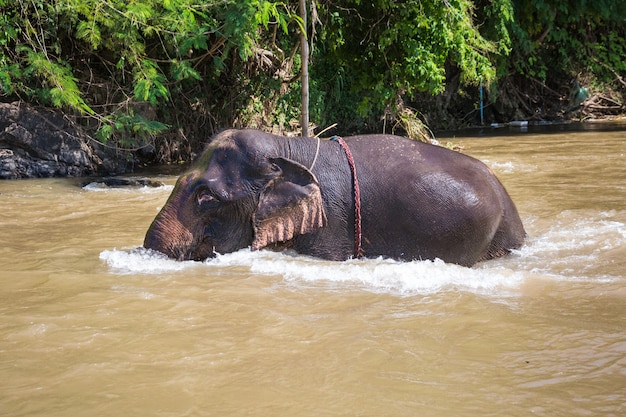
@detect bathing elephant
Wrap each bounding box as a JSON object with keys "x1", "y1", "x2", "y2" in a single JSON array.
[{"x1": 144, "y1": 129, "x2": 525, "y2": 266}]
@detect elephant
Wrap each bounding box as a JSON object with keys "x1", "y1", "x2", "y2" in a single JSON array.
[{"x1": 144, "y1": 129, "x2": 525, "y2": 266}]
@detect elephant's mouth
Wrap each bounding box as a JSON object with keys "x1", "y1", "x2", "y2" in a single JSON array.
[
  {"x1": 145, "y1": 240, "x2": 215, "y2": 262},
  {"x1": 181, "y1": 239, "x2": 218, "y2": 262}
]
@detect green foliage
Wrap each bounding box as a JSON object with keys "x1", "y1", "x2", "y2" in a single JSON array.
[
  {"x1": 313, "y1": 0, "x2": 506, "y2": 122},
  {"x1": 479, "y1": 0, "x2": 514, "y2": 55},
  {"x1": 0, "y1": 0, "x2": 302, "y2": 149},
  {"x1": 95, "y1": 112, "x2": 169, "y2": 146},
  {"x1": 506, "y1": 0, "x2": 626, "y2": 83},
  {"x1": 0, "y1": 0, "x2": 93, "y2": 113},
  {"x1": 133, "y1": 59, "x2": 169, "y2": 106},
  {"x1": 22, "y1": 47, "x2": 95, "y2": 114},
  {"x1": 0, "y1": 5, "x2": 20, "y2": 94},
  {"x1": 171, "y1": 60, "x2": 202, "y2": 82},
  {"x1": 1, "y1": 0, "x2": 625, "y2": 156}
]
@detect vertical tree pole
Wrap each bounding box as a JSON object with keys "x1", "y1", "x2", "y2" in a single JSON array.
[{"x1": 299, "y1": 0, "x2": 310, "y2": 138}]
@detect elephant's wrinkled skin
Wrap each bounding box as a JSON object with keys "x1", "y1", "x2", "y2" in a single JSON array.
[{"x1": 144, "y1": 129, "x2": 525, "y2": 266}]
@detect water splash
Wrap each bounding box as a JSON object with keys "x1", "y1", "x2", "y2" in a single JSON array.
[
  {"x1": 509, "y1": 211, "x2": 626, "y2": 280},
  {"x1": 100, "y1": 247, "x2": 525, "y2": 296},
  {"x1": 480, "y1": 159, "x2": 537, "y2": 174},
  {"x1": 245, "y1": 252, "x2": 526, "y2": 296},
  {"x1": 100, "y1": 209, "x2": 625, "y2": 295},
  {"x1": 100, "y1": 248, "x2": 189, "y2": 274},
  {"x1": 83, "y1": 182, "x2": 173, "y2": 194}
]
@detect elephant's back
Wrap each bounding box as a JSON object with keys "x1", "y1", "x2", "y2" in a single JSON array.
[
  {"x1": 343, "y1": 134, "x2": 485, "y2": 179},
  {"x1": 346, "y1": 134, "x2": 514, "y2": 219},
  {"x1": 336, "y1": 134, "x2": 518, "y2": 264}
]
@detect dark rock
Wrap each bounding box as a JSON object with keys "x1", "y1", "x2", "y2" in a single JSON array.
[{"x1": 0, "y1": 101, "x2": 131, "y2": 179}]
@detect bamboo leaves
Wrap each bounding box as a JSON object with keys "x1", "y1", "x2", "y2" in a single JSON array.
[
  {"x1": 133, "y1": 60, "x2": 169, "y2": 106},
  {"x1": 22, "y1": 48, "x2": 94, "y2": 115}
]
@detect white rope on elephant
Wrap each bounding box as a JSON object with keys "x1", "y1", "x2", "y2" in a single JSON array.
[{"x1": 309, "y1": 136, "x2": 321, "y2": 171}]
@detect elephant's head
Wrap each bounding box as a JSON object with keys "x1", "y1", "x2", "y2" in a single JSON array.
[{"x1": 144, "y1": 130, "x2": 327, "y2": 260}]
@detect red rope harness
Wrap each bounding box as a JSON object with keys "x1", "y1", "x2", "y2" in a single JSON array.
[{"x1": 331, "y1": 136, "x2": 362, "y2": 258}]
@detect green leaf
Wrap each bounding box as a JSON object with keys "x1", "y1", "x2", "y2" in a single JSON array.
[
  {"x1": 133, "y1": 59, "x2": 170, "y2": 105},
  {"x1": 76, "y1": 20, "x2": 101, "y2": 49},
  {"x1": 126, "y1": 2, "x2": 153, "y2": 24},
  {"x1": 134, "y1": 79, "x2": 151, "y2": 102},
  {"x1": 95, "y1": 124, "x2": 114, "y2": 143},
  {"x1": 171, "y1": 60, "x2": 202, "y2": 81}
]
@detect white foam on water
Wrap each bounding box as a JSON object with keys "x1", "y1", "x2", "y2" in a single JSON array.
[
  {"x1": 481, "y1": 159, "x2": 537, "y2": 174},
  {"x1": 100, "y1": 248, "x2": 191, "y2": 274},
  {"x1": 486, "y1": 161, "x2": 516, "y2": 174},
  {"x1": 529, "y1": 212, "x2": 625, "y2": 254},
  {"x1": 100, "y1": 211, "x2": 625, "y2": 295},
  {"x1": 510, "y1": 211, "x2": 626, "y2": 281},
  {"x1": 83, "y1": 182, "x2": 173, "y2": 194},
  {"x1": 245, "y1": 252, "x2": 527, "y2": 297},
  {"x1": 100, "y1": 247, "x2": 525, "y2": 297}
]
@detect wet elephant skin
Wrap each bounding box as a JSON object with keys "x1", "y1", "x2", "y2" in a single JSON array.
[{"x1": 144, "y1": 129, "x2": 525, "y2": 266}]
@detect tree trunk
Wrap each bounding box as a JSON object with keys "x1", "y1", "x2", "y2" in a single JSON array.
[{"x1": 299, "y1": 0, "x2": 309, "y2": 138}]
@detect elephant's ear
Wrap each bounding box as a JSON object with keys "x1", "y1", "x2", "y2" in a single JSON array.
[{"x1": 252, "y1": 157, "x2": 327, "y2": 250}]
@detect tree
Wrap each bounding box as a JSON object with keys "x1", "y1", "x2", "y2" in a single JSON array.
[
  {"x1": 2, "y1": 0, "x2": 625, "y2": 159},
  {"x1": 299, "y1": 0, "x2": 310, "y2": 137},
  {"x1": 0, "y1": 0, "x2": 303, "y2": 148},
  {"x1": 311, "y1": 0, "x2": 511, "y2": 124}
]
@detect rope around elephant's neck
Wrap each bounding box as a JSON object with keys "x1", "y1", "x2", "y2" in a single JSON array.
[
  {"x1": 330, "y1": 136, "x2": 362, "y2": 259},
  {"x1": 308, "y1": 136, "x2": 321, "y2": 171}
]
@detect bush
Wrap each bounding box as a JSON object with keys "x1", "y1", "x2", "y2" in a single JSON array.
[{"x1": 1, "y1": 0, "x2": 625, "y2": 161}]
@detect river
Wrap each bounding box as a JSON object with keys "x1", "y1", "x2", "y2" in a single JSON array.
[{"x1": 1, "y1": 127, "x2": 625, "y2": 416}]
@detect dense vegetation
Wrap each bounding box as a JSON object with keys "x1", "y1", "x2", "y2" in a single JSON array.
[{"x1": 1, "y1": 0, "x2": 625, "y2": 162}]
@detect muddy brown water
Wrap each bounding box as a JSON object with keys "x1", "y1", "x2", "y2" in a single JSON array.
[{"x1": 1, "y1": 129, "x2": 625, "y2": 416}]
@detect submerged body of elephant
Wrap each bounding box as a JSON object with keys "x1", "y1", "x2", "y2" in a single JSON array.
[{"x1": 144, "y1": 129, "x2": 525, "y2": 266}]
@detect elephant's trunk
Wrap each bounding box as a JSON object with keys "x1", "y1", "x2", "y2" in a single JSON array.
[{"x1": 144, "y1": 204, "x2": 194, "y2": 261}]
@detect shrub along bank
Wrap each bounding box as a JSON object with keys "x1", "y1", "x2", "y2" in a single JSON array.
[{"x1": 0, "y1": 0, "x2": 625, "y2": 175}]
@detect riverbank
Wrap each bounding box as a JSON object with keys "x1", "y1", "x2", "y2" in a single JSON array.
[
  {"x1": 0, "y1": 102, "x2": 134, "y2": 179},
  {"x1": 437, "y1": 116, "x2": 626, "y2": 139},
  {"x1": 1, "y1": 99, "x2": 625, "y2": 180}
]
